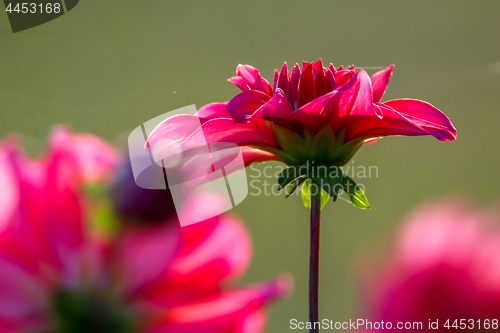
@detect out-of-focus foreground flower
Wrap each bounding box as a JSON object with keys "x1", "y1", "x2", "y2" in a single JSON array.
[
  {"x1": 358, "y1": 201, "x2": 500, "y2": 332},
  {"x1": 0, "y1": 128, "x2": 290, "y2": 333}
]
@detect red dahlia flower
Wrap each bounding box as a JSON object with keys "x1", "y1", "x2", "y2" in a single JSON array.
[
  {"x1": 149, "y1": 60, "x2": 456, "y2": 169},
  {"x1": 146, "y1": 60, "x2": 457, "y2": 332},
  {"x1": 0, "y1": 129, "x2": 290, "y2": 333}
]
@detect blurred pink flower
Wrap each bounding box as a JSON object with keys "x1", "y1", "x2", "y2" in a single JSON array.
[
  {"x1": 49, "y1": 126, "x2": 122, "y2": 184},
  {"x1": 0, "y1": 129, "x2": 290, "y2": 332},
  {"x1": 148, "y1": 60, "x2": 456, "y2": 168},
  {"x1": 358, "y1": 201, "x2": 500, "y2": 332}
]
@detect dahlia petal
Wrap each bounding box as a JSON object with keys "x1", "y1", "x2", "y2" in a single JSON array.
[
  {"x1": 251, "y1": 88, "x2": 294, "y2": 129},
  {"x1": 347, "y1": 103, "x2": 456, "y2": 141},
  {"x1": 332, "y1": 70, "x2": 379, "y2": 133},
  {"x1": 152, "y1": 276, "x2": 291, "y2": 333},
  {"x1": 0, "y1": 258, "x2": 47, "y2": 321},
  {"x1": 195, "y1": 102, "x2": 231, "y2": 124},
  {"x1": 240, "y1": 147, "x2": 279, "y2": 166},
  {"x1": 228, "y1": 76, "x2": 250, "y2": 92},
  {"x1": 118, "y1": 224, "x2": 180, "y2": 296},
  {"x1": 346, "y1": 69, "x2": 378, "y2": 119},
  {"x1": 226, "y1": 90, "x2": 271, "y2": 123},
  {"x1": 238, "y1": 309, "x2": 266, "y2": 333},
  {"x1": 371, "y1": 65, "x2": 394, "y2": 103},
  {"x1": 0, "y1": 146, "x2": 18, "y2": 233},
  {"x1": 326, "y1": 69, "x2": 335, "y2": 92},
  {"x1": 0, "y1": 143, "x2": 56, "y2": 271},
  {"x1": 297, "y1": 61, "x2": 315, "y2": 108},
  {"x1": 292, "y1": 89, "x2": 344, "y2": 133},
  {"x1": 272, "y1": 70, "x2": 278, "y2": 92},
  {"x1": 383, "y1": 99, "x2": 457, "y2": 141},
  {"x1": 290, "y1": 63, "x2": 301, "y2": 109},
  {"x1": 44, "y1": 151, "x2": 86, "y2": 281},
  {"x1": 235, "y1": 64, "x2": 266, "y2": 93},
  {"x1": 176, "y1": 143, "x2": 278, "y2": 186},
  {"x1": 148, "y1": 114, "x2": 204, "y2": 149},
  {"x1": 277, "y1": 62, "x2": 291, "y2": 102},
  {"x1": 134, "y1": 194, "x2": 252, "y2": 307},
  {"x1": 0, "y1": 136, "x2": 87, "y2": 282},
  {"x1": 334, "y1": 69, "x2": 353, "y2": 88},
  {"x1": 182, "y1": 118, "x2": 280, "y2": 149},
  {"x1": 49, "y1": 126, "x2": 121, "y2": 184},
  {"x1": 169, "y1": 213, "x2": 252, "y2": 291},
  {"x1": 261, "y1": 78, "x2": 273, "y2": 96},
  {"x1": 313, "y1": 59, "x2": 328, "y2": 98}
]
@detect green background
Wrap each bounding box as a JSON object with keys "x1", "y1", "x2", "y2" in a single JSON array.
[{"x1": 1, "y1": 1, "x2": 499, "y2": 331}]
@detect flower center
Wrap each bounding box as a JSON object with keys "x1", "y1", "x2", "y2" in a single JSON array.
[{"x1": 50, "y1": 289, "x2": 135, "y2": 333}]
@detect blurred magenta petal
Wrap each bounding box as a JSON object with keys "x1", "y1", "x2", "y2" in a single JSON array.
[
  {"x1": 116, "y1": 224, "x2": 180, "y2": 296},
  {"x1": 152, "y1": 276, "x2": 291, "y2": 333},
  {"x1": 358, "y1": 200, "x2": 500, "y2": 331},
  {"x1": 170, "y1": 213, "x2": 252, "y2": 287},
  {"x1": 49, "y1": 126, "x2": 121, "y2": 184}
]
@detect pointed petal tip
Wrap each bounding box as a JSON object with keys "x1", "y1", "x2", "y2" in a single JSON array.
[
  {"x1": 280, "y1": 62, "x2": 288, "y2": 72},
  {"x1": 314, "y1": 58, "x2": 323, "y2": 66}
]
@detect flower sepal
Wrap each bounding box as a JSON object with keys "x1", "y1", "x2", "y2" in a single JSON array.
[
  {"x1": 301, "y1": 178, "x2": 331, "y2": 211},
  {"x1": 341, "y1": 175, "x2": 370, "y2": 209},
  {"x1": 284, "y1": 176, "x2": 307, "y2": 198},
  {"x1": 278, "y1": 166, "x2": 370, "y2": 210},
  {"x1": 277, "y1": 163, "x2": 309, "y2": 190}
]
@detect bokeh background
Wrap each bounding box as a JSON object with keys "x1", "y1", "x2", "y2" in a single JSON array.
[{"x1": 0, "y1": 1, "x2": 499, "y2": 331}]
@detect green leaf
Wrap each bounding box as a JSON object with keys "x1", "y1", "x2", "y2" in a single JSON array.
[
  {"x1": 277, "y1": 164, "x2": 308, "y2": 190},
  {"x1": 341, "y1": 175, "x2": 370, "y2": 209},
  {"x1": 285, "y1": 176, "x2": 307, "y2": 198},
  {"x1": 301, "y1": 178, "x2": 331, "y2": 211}
]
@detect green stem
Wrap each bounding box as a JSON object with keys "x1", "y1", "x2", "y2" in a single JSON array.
[{"x1": 309, "y1": 185, "x2": 321, "y2": 333}]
